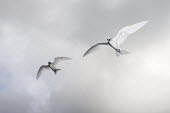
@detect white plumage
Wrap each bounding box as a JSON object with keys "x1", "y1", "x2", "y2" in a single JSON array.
[
  {"x1": 83, "y1": 20, "x2": 149, "y2": 57},
  {"x1": 111, "y1": 20, "x2": 149, "y2": 48},
  {"x1": 37, "y1": 57, "x2": 72, "y2": 80}
]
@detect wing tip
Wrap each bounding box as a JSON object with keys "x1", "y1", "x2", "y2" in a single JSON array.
[
  {"x1": 36, "y1": 75, "x2": 39, "y2": 80},
  {"x1": 140, "y1": 20, "x2": 150, "y2": 26},
  {"x1": 62, "y1": 57, "x2": 72, "y2": 60},
  {"x1": 67, "y1": 57, "x2": 72, "y2": 60},
  {"x1": 36, "y1": 72, "x2": 41, "y2": 80},
  {"x1": 83, "y1": 52, "x2": 88, "y2": 57}
]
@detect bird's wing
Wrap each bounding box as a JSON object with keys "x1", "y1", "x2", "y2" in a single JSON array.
[
  {"x1": 111, "y1": 20, "x2": 149, "y2": 47},
  {"x1": 83, "y1": 42, "x2": 109, "y2": 57},
  {"x1": 52, "y1": 57, "x2": 72, "y2": 65},
  {"x1": 49, "y1": 63, "x2": 56, "y2": 70},
  {"x1": 37, "y1": 65, "x2": 49, "y2": 80}
]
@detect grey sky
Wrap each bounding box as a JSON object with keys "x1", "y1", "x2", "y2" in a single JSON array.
[{"x1": 0, "y1": 0, "x2": 170, "y2": 113}]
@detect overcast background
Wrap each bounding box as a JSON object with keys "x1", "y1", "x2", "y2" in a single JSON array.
[{"x1": 0, "y1": 0, "x2": 170, "y2": 113}]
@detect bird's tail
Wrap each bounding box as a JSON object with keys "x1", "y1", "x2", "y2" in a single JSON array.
[
  {"x1": 116, "y1": 50, "x2": 130, "y2": 57},
  {"x1": 54, "y1": 69, "x2": 61, "y2": 75}
]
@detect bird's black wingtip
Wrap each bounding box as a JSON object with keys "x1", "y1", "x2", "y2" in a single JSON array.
[
  {"x1": 67, "y1": 57, "x2": 72, "y2": 60},
  {"x1": 83, "y1": 53, "x2": 87, "y2": 57},
  {"x1": 36, "y1": 75, "x2": 39, "y2": 80}
]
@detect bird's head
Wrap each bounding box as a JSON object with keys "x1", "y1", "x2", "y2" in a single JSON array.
[
  {"x1": 48, "y1": 62, "x2": 51, "y2": 65},
  {"x1": 107, "y1": 38, "x2": 111, "y2": 42}
]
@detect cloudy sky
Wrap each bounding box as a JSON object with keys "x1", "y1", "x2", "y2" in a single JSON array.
[{"x1": 0, "y1": 0, "x2": 170, "y2": 113}]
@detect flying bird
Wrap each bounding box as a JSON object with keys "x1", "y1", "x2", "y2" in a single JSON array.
[
  {"x1": 83, "y1": 20, "x2": 149, "y2": 57},
  {"x1": 37, "y1": 57, "x2": 72, "y2": 80}
]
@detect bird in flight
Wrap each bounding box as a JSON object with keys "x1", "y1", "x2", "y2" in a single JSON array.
[
  {"x1": 83, "y1": 20, "x2": 149, "y2": 57},
  {"x1": 37, "y1": 57, "x2": 72, "y2": 80}
]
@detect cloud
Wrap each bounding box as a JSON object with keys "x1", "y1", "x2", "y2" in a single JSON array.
[{"x1": 0, "y1": 0, "x2": 170, "y2": 113}]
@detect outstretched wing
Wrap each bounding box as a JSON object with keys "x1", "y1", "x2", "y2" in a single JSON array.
[
  {"x1": 83, "y1": 42, "x2": 109, "y2": 57},
  {"x1": 52, "y1": 57, "x2": 72, "y2": 65},
  {"x1": 37, "y1": 65, "x2": 49, "y2": 80},
  {"x1": 111, "y1": 20, "x2": 149, "y2": 47}
]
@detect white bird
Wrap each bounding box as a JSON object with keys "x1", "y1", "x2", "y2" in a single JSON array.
[
  {"x1": 37, "y1": 57, "x2": 72, "y2": 80},
  {"x1": 83, "y1": 20, "x2": 149, "y2": 57}
]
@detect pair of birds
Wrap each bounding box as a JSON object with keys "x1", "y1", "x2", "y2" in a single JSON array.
[{"x1": 37, "y1": 20, "x2": 149, "y2": 79}]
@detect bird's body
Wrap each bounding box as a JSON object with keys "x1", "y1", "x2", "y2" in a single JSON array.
[
  {"x1": 47, "y1": 62, "x2": 60, "y2": 74},
  {"x1": 83, "y1": 20, "x2": 149, "y2": 57},
  {"x1": 37, "y1": 57, "x2": 72, "y2": 80}
]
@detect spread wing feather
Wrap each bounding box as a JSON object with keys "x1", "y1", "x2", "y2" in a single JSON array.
[
  {"x1": 83, "y1": 43, "x2": 109, "y2": 57},
  {"x1": 111, "y1": 20, "x2": 149, "y2": 47},
  {"x1": 37, "y1": 65, "x2": 49, "y2": 80},
  {"x1": 52, "y1": 57, "x2": 72, "y2": 65}
]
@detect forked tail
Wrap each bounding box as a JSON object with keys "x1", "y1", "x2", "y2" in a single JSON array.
[
  {"x1": 116, "y1": 50, "x2": 130, "y2": 57},
  {"x1": 54, "y1": 69, "x2": 61, "y2": 74}
]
